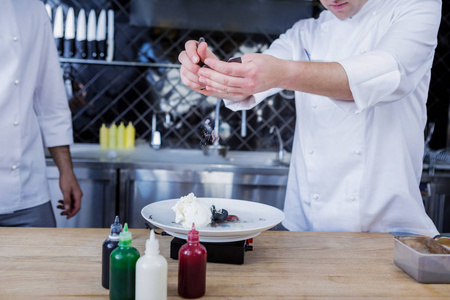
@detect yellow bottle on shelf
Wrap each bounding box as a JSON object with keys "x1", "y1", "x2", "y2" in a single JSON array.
[
  {"x1": 125, "y1": 121, "x2": 135, "y2": 149},
  {"x1": 117, "y1": 122, "x2": 125, "y2": 149},
  {"x1": 99, "y1": 123, "x2": 109, "y2": 149},
  {"x1": 109, "y1": 123, "x2": 117, "y2": 149}
]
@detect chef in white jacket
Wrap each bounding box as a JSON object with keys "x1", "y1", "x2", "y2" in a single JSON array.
[
  {"x1": 178, "y1": 0, "x2": 442, "y2": 236},
  {"x1": 0, "y1": 0, "x2": 82, "y2": 226}
]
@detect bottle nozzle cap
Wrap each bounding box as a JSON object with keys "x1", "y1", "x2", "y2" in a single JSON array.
[
  {"x1": 119, "y1": 223, "x2": 132, "y2": 246},
  {"x1": 145, "y1": 229, "x2": 160, "y2": 255},
  {"x1": 110, "y1": 215, "x2": 122, "y2": 236},
  {"x1": 187, "y1": 222, "x2": 199, "y2": 242}
]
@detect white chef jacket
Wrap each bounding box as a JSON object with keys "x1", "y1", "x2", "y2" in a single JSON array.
[
  {"x1": 0, "y1": 0, "x2": 73, "y2": 214},
  {"x1": 224, "y1": 0, "x2": 441, "y2": 236}
]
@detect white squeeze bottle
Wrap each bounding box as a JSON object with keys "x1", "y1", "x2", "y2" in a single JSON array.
[{"x1": 136, "y1": 229, "x2": 168, "y2": 300}]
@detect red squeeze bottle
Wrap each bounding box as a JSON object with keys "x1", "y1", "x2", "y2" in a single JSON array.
[{"x1": 178, "y1": 223, "x2": 207, "y2": 298}]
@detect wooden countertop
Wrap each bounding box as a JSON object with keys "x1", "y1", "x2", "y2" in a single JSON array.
[{"x1": 1, "y1": 228, "x2": 449, "y2": 299}]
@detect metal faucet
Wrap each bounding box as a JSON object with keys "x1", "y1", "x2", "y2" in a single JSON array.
[
  {"x1": 241, "y1": 110, "x2": 247, "y2": 137},
  {"x1": 151, "y1": 114, "x2": 161, "y2": 149},
  {"x1": 269, "y1": 125, "x2": 284, "y2": 162},
  {"x1": 214, "y1": 98, "x2": 247, "y2": 140}
]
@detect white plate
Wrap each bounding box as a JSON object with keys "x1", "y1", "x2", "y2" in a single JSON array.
[{"x1": 141, "y1": 198, "x2": 285, "y2": 242}]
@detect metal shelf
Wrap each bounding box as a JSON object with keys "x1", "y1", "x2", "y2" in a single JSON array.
[{"x1": 59, "y1": 58, "x2": 181, "y2": 68}]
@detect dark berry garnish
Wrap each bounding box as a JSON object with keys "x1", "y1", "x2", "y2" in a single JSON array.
[{"x1": 211, "y1": 205, "x2": 228, "y2": 223}]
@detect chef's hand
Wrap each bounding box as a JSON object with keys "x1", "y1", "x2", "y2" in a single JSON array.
[
  {"x1": 178, "y1": 39, "x2": 216, "y2": 94},
  {"x1": 197, "y1": 53, "x2": 286, "y2": 98},
  {"x1": 56, "y1": 171, "x2": 82, "y2": 219}
]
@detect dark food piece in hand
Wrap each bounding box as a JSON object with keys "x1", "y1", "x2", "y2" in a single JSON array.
[
  {"x1": 211, "y1": 205, "x2": 228, "y2": 223},
  {"x1": 199, "y1": 119, "x2": 214, "y2": 146},
  {"x1": 227, "y1": 57, "x2": 242, "y2": 63}
]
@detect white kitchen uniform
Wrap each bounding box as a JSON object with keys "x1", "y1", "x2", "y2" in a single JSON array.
[
  {"x1": 224, "y1": 0, "x2": 441, "y2": 236},
  {"x1": 0, "y1": 0, "x2": 73, "y2": 214}
]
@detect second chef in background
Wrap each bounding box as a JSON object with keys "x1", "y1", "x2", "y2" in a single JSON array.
[{"x1": 0, "y1": 0, "x2": 82, "y2": 226}]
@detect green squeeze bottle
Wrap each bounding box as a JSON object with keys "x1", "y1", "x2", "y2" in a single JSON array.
[{"x1": 109, "y1": 223, "x2": 140, "y2": 300}]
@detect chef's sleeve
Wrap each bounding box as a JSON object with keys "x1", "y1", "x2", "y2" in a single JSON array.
[
  {"x1": 223, "y1": 19, "x2": 305, "y2": 111},
  {"x1": 33, "y1": 3, "x2": 74, "y2": 147},
  {"x1": 335, "y1": 0, "x2": 442, "y2": 113}
]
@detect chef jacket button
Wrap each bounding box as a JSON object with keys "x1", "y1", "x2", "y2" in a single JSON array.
[
  {"x1": 308, "y1": 150, "x2": 314, "y2": 155},
  {"x1": 359, "y1": 49, "x2": 366, "y2": 54},
  {"x1": 13, "y1": 36, "x2": 18, "y2": 41},
  {"x1": 313, "y1": 194, "x2": 320, "y2": 200},
  {"x1": 312, "y1": 104, "x2": 318, "y2": 109},
  {"x1": 321, "y1": 24, "x2": 328, "y2": 31},
  {"x1": 13, "y1": 120, "x2": 19, "y2": 126},
  {"x1": 372, "y1": 11, "x2": 377, "y2": 16},
  {"x1": 14, "y1": 80, "x2": 20, "y2": 85},
  {"x1": 354, "y1": 149, "x2": 361, "y2": 155},
  {"x1": 11, "y1": 165, "x2": 18, "y2": 170},
  {"x1": 349, "y1": 196, "x2": 356, "y2": 201}
]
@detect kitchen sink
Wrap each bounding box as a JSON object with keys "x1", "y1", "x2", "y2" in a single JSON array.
[{"x1": 66, "y1": 143, "x2": 291, "y2": 168}]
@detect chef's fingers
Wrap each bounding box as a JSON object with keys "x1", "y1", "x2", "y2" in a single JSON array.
[
  {"x1": 180, "y1": 64, "x2": 205, "y2": 89},
  {"x1": 178, "y1": 48, "x2": 200, "y2": 69},
  {"x1": 200, "y1": 77, "x2": 246, "y2": 95},
  {"x1": 178, "y1": 50, "x2": 205, "y2": 88},
  {"x1": 197, "y1": 41, "x2": 217, "y2": 65},
  {"x1": 56, "y1": 200, "x2": 65, "y2": 210},
  {"x1": 203, "y1": 83, "x2": 246, "y2": 96},
  {"x1": 198, "y1": 68, "x2": 248, "y2": 95},
  {"x1": 66, "y1": 187, "x2": 82, "y2": 219},
  {"x1": 184, "y1": 40, "x2": 201, "y2": 64},
  {"x1": 204, "y1": 58, "x2": 246, "y2": 77},
  {"x1": 181, "y1": 77, "x2": 211, "y2": 95}
]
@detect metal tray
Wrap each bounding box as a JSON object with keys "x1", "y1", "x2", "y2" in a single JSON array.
[{"x1": 394, "y1": 236, "x2": 450, "y2": 283}]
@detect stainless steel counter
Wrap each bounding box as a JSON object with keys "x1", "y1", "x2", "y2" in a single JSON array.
[
  {"x1": 46, "y1": 144, "x2": 290, "y2": 228},
  {"x1": 47, "y1": 144, "x2": 450, "y2": 231}
]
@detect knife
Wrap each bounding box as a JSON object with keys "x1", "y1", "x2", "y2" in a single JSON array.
[
  {"x1": 45, "y1": 3, "x2": 52, "y2": 21},
  {"x1": 106, "y1": 9, "x2": 114, "y2": 62},
  {"x1": 53, "y1": 5, "x2": 64, "y2": 56},
  {"x1": 87, "y1": 9, "x2": 97, "y2": 59},
  {"x1": 63, "y1": 64, "x2": 73, "y2": 101},
  {"x1": 96, "y1": 10, "x2": 106, "y2": 60},
  {"x1": 63, "y1": 7, "x2": 75, "y2": 58},
  {"x1": 76, "y1": 9, "x2": 87, "y2": 59}
]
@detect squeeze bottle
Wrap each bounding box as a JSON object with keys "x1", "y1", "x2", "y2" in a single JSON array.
[
  {"x1": 135, "y1": 229, "x2": 168, "y2": 300},
  {"x1": 102, "y1": 216, "x2": 122, "y2": 289},
  {"x1": 178, "y1": 223, "x2": 207, "y2": 298},
  {"x1": 117, "y1": 121, "x2": 125, "y2": 149},
  {"x1": 109, "y1": 223, "x2": 140, "y2": 300},
  {"x1": 108, "y1": 123, "x2": 117, "y2": 149},
  {"x1": 100, "y1": 123, "x2": 109, "y2": 149},
  {"x1": 125, "y1": 121, "x2": 135, "y2": 149}
]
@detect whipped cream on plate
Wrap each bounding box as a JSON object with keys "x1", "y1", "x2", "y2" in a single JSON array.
[{"x1": 171, "y1": 193, "x2": 212, "y2": 229}]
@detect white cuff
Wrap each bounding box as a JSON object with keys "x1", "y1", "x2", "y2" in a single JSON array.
[
  {"x1": 223, "y1": 88, "x2": 282, "y2": 111},
  {"x1": 38, "y1": 114, "x2": 74, "y2": 147}
]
